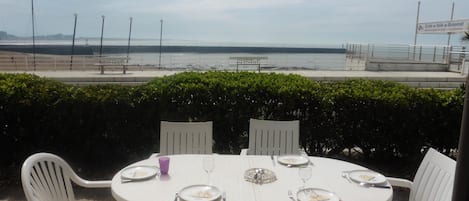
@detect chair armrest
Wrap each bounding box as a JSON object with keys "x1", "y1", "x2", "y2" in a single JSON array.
[
  {"x1": 79, "y1": 180, "x2": 112, "y2": 188},
  {"x1": 70, "y1": 170, "x2": 112, "y2": 188},
  {"x1": 73, "y1": 175, "x2": 112, "y2": 188},
  {"x1": 149, "y1": 153, "x2": 160, "y2": 159},
  {"x1": 386, "y1": 177, "x2": 413, "y2": 189},
  {"x1": 240, "y1": 149, "x2": 248, "y2": 155}
]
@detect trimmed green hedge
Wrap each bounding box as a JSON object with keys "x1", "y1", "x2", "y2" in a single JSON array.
[{"x1": 0, "y1": 72, "x2": 463, "y2": 187}]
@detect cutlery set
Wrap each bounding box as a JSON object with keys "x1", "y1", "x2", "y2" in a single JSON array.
[
  {"x1": 173, "y1": 191, "x2": 227, "y2": 201},
  {"x1": 341, "y1": 170, "x2": 391, "y2": 189}
]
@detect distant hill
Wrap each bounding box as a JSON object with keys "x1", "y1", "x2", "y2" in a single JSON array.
[
  {"x1": 0, "y1": 31, "x2": 18, "y2": 40},
  {"x1": 0, "y1": 31, "x2": 73, "y2": 40}
]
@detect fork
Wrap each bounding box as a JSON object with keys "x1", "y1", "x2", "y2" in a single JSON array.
[{"x1": 288, "y1": 190, "x2": 296, "y2": 201}]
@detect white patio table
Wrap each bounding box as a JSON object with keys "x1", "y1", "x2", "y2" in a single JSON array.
[{"x1": 111, "y1": 154, "x2": 393, "y2": 201}]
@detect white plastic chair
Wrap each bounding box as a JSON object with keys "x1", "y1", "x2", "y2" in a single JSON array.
[
  {"x1": 21, "y1": 153, "x2": 111, "y2": 201},
  {"x1": 154, "y1": 121, "x2": 213, "y2": 157},
  {"x1": 241, "y1": 119, "x2": 301, "y2": 155},
  {"x1": 387, "y1": 148, "x2": 456, "y2": 201}
]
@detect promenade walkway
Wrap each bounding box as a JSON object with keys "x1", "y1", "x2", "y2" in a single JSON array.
[{"x1": 2, "y1": 70, "x2": 467, "y2": 89}]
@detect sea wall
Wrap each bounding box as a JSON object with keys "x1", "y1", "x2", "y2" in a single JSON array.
[
  {"x1": 0, "y1": 45, "x2": 346, "y2": 55},
  {"x1": 0, "y1": 45, "x2": 94, "y2": 55}
]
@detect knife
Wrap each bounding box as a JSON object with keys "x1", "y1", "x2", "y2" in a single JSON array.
[
  {"x1": 360, "y1": 183, "x2": 391, "y2": 189},
  {"x1": 370, "y1": 185, "x2": 391, "y2": 189}
]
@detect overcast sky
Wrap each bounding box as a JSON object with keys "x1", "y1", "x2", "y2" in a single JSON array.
[{"x1": 1, "y1": 0, "x2": 468, "y2": 46}]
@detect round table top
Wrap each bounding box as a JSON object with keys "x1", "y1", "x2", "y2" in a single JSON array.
[{"x1": 111, "y1": 154, "x2": 393, "y2": 201}]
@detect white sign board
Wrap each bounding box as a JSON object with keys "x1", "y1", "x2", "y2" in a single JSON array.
[{"x1": 418, "y1": 19, "x2": 469, "y2": 34}]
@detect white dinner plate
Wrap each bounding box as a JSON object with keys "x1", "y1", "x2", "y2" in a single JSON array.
[
  {"x1": 297, "y1": 188, "x2": 340, "y2": 201},
  {"x1": 277, "y1": 155, "x2": 308, "y2": 166},
  {"x1": 120, "y1": 166, "x2": 159, "y2": 181},
  {"x1": 178, "y1": 184, "x2": 221, "y2": 201},
  {"x1": 348, "y1": 170, "x2": 387, "y2": 184}
]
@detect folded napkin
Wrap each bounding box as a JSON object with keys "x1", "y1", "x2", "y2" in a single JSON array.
[
  {"x1": 359, "y1": 175, "x2": 375, "y2": 181},
  {"x1": 283, "y1": 158, "x2": 298, "y2": 163},
  {"x1": 192, "y1": 191, "x2": 212, "y2": 198},
  {"x1": 309, "y1": 194, "x2": 329, "y2": 201},
  {"x1": 133, "y1": 170, "x2": 148, "y2": 178}
]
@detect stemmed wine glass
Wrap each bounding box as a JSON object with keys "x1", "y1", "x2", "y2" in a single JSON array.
[
  {"x1": 298, "y1": 166, "x2": 312, "y2": 190},
  {"x1": 203, "y1": 157, "x2": 215, "y2": 184}
]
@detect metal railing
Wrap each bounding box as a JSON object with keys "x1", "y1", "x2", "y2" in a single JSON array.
[
  {"x1": 0, "y1": 54, "x2": 152, "y2": 72},
  {"x1": 346, "y1": 43, "x2": 466, "y2": 65},
  {"x1": 462, "y1": 59, "x2": 469, "y2": 75},
  {"x1": 0, "y1": 54, "x2": 95, "y2": 71}
]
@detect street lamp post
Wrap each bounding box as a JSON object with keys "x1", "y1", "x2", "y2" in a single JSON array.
[
  {"x1": 125, "y1": 17, "x2": 133, "y2": 74},
  {"x1": 413, "y1": 0, "x2": 421, "y2": 60},
  {"x1": 126, "y1": 17, "x2": 133, "y2": 64},
  {"x1": 447, "y1": 1, "x2": 455, "y2": 46},
  {"x1": 99, "y1": 15, "x2": 105, "y2": 74},
  {"x1": 452, "y1": 75, "x2": 469, "y2": 201},
  {"x1": 31, "y1": 0, "x2": 36, "y2": 70},
  {"x1": 70, "y1": 13, "x2": 77, "y2": 70},
  {"x1": 159, "y1": 19, "x2": 163, "y2": 67}
]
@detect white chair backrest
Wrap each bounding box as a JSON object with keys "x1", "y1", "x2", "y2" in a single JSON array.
[
  {"x1": 21, "y1": 153, "x2": 78, "y2": 201},
  {"x1": 410, "y1": 148, "x2": 456, "y2": 201},
  {"x1": 160, "y1": 121, "x2": 213, "y2": 155},
  {"x1": 247, "y1": 119, "x2": 300, "y2": 155}
]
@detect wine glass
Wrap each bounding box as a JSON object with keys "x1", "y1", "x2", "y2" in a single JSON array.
[
  {"x1": 203, "y1": 157, "x2": 215, "y2": 184},
  {"x1": 298, "y1": 167, "x2": 312, "y2": 190}
]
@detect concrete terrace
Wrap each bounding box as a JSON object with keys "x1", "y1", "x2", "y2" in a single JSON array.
[{"x1": 3, "y1": 70, "x2": 467, "y2": 89}]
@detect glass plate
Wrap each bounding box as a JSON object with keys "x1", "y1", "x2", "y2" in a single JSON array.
[
  {"x1": 277, "y1": 155, "x2": 308, "y2": 166},
  {"x1": 178, "y1": 184, "x2": 221, "y2": 201},
  {"x1": 348, "y1": 170, "x2": 387, "y2": 184},
  {"x1": 297, "y1": 188, "x2": 340, "y2": 201},
  {"x1": 120, "y1": 166, "x2": 159, "y2": 181}
]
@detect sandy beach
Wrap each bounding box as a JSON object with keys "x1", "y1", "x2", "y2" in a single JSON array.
[{"x1": 0, "y1": 51, "x2": 104, "y2": 71}]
